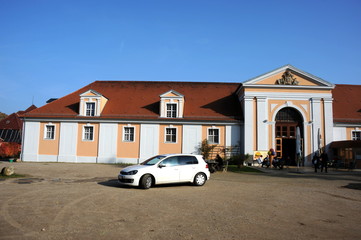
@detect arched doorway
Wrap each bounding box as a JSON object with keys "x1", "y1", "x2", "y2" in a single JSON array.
[{"x1": 275, "y1": 107, "x2": 303, "y2": 166}]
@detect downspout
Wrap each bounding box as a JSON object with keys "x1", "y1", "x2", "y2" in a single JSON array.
[{"x1": 20, "y1": 117, "x2": 26, "y2": 161}]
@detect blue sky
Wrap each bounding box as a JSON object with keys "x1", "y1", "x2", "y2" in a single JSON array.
[{"x1": 1, "y1": 0, "x2": 361, "y2": 115}]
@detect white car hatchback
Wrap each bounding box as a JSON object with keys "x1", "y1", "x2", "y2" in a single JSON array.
[{"x1": 118, "y1": 154, "x2": 210, "y2": 189}]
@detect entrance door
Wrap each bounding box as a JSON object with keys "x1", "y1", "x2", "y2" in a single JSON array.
[
  {"x1": 275, "y1": 107, "x2": 304, "y2": 166},
  {"x1": 275, "y1": 138, "x2": 282, "y2": 158},
  {"x1": 282, "y1": 138, "x2": 296, "y2": 165},
  {"x1": 275, "y1": 123, "x2": 300, "y2": 166}
]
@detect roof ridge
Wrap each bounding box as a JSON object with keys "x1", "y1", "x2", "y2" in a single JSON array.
[
  {"x1": 93, "y1": 80, "x2": 240, "y2": 85},
  {"x1": 335, "y1": 84, "x2": 361, "y2": 87}
]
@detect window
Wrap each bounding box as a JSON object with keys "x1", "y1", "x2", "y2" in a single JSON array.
[
  {"x1": 86, "y1": 102, "x2": 95, "y2": 116},
  {"x1": 160, "y1": 90, "x2": 184, "y2": 118},
  {"x1": 275, "y1": 107, "x2": 303, "y2": 122},
  {"x1": 178, "y1": 156, "x2": 198, "y2": 165},
  {"x1": 352, "y1": 131, "x2": 361, "y2": 140},
  {"x1": 45, "y1": 125, "x2": 55, "y2": 139},
  {"x1": 80, "y1": 90, "x2": 108, "y2": 117},
  {"x1": 208, "y1": 128, "x2": 219, "y2": 144},
  {"x1": 161, "y1": 157, "x2": 179, "y2": 167},
  {"x1": 83, "y1": 126, "x2": 94, "y2": 141},
  {"x1": 166, "y1": 103, "x2": 177, "y2": 118},
  {"x1": 275, "y1": 124, "x2": 300, "y2": 138},
  {"x1": 165, "y1": 127, "x2": 177, "y2": 143},
  {"x1": 124, "y1": 127, "x2": 135, "y2": 142}
]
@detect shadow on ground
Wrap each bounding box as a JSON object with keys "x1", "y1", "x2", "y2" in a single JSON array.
[
  {"x1": 342, "y1": 183, "x2": 361, "y2": 190},
  {"x1": 97, "y1": 179, "x2": 195, "y2": 189}
]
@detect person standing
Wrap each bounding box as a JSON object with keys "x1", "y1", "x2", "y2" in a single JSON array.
[
  {"x1": 320, "y1": 152, "x2": 329, "y2": 173},
  {"x1": 268, "y1": 148, "x2": 276, "y2": 166},
  {"x1": 313, "y1": 153, "x2": 320, "y2": 173}
]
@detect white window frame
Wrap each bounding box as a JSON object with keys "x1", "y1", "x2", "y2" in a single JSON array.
[
  {"x1": 83, "y1": 125, "x2": 94, "y2": 141},
  {"x1": 123, "y1": 126, "x2": 135, "y2": 142},
  {"x1": 44, "y1": 124, "x2": 55, "y2": 140},
  {"x1": 207, "y1": 127, "x2": 220, "y2": 144},
  {"x1": 165, "y1": 127, "x2": 177, "y2": 143},
  {"x1": 85, "y1": 102, "x2": 96, "y2": 116},
  {"x1": 352, "y1": 131, "x2": 361, "y2": 140},
  {"x1": 166, "y1": 103, "x2": 177, "y2": 118}
]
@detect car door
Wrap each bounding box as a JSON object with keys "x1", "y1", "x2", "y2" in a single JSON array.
[
  {"x1": 178, "y1": 156, "x2": 199, "y2": 182},
  {"x1": 155, "y1": 156, "x2": 180, "y2": 184}
]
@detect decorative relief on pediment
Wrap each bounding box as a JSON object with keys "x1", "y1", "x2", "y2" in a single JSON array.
[{"x1": 276, "y1": 71, "x2": 299, "y2": 85}]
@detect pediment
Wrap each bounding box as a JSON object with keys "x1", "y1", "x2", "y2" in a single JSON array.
[
  {"x1": 80, "y1": 89, "x2": 103, "y2": 97},
  {"x1": 160, "y1": 90, "x2": 184, "y2": 98},
  {"x1": 242, "y1": 65, "x2": 334, "y2": 89}
]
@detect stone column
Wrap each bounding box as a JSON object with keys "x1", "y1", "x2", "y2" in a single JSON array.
[
  {"x1": 311, "y1": 97, "x2": 321, "y2": 155},
  {"x1": 323, "y1": 98, "x2": 334, "y2": 152},
  {"x1": 256, "y1": 96, "x2": 268, "y2": 150},
  {"x1": 243, "y1": 96, "x2": 254, "y2": 155}
]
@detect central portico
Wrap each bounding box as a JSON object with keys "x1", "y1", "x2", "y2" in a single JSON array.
[{"x1": 237, "y1": 65, "x2": 335, "y2": 165}]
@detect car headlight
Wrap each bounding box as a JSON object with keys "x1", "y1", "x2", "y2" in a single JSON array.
[
  {"x1": 128, "y1": 170, "x2": 138, "y2": 175},
  {"x1": 121, "y1": 170, "x2": 138, "y2": 175}
]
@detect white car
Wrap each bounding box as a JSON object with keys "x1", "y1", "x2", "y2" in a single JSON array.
[{"x1": 118, "y1": 154, "x2": 210, "y2": 189}]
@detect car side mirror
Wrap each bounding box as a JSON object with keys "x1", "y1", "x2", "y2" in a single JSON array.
[{"x1": 158, "y1": 163, "x2": 166, "y2": 168}]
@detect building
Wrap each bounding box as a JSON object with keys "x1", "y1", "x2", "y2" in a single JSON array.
[
  {"x1": 0, "y1": 105, "x2": 37, "y2": 143},
  {"x1": 331, "y1": 84, "x2": 361, "y2": 168},
  {"x1": 20, "y1": 65, "x2": 361, "y2": 167}
]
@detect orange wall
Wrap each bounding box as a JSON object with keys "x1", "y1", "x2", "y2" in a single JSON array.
[
  {"x1": 117, "y1": 124, "x2": 140, "y2": 158},
  {"x1": 38, "y1": 122, "x2": 60, "y2": 155},
  {"x1": 268, "y1": 99, "x2": 310, "y2": 122},
  {"x1": 77, "y1": 123, "x2": 99, "y2": 156},
  {"x1": 346, "y1": 127, "x2": 360, "y2": 140},
  {"x1": 202, "y1": 125, "x2": 225, "y2": 146},
  {"x1": 159, "y1": 124, "x2": 182, "y2": 154}
]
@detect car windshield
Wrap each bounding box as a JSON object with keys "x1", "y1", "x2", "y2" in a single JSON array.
[{"x1": 141, "y1": 155, "x2": 166, "y2": 165}]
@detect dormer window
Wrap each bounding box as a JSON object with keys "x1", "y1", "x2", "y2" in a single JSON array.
[
  {"x1": 86, "y1": 102, "x2": 96, "y2": 116},
  {"x1": 166, "y1": 103, "x2": 177, "y2": 118},
  {"x1": 79, "y1": 89, "x2": 108, "y2": 117},
  {"x1": 160, "y1": 90, "x2": 184, "y2": 118}
]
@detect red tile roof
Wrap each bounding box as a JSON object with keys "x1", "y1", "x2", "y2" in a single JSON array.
[
  {"x1": 332, "y1": 84, "x2": 361, "y2": 124},
  {"x1": 0, "y1": 113, "x2": 22, "y2": 130},
  {"x1": 0, "y1": 105, "x2": 37, "y2": 130},
  {"x1": 23, "y1": 81, "x2": 242, "y2": 122}
]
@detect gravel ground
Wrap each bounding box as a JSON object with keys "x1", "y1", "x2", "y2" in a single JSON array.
[{"x1": 0, "y1": 161, "x2": 361, "y2": 240}]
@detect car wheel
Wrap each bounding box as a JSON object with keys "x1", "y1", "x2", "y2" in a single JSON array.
[
  {"x1": 194, "y1": 173, "x2": 206, "y2": 186},
  {"x1": 140, "y1": 174, "x2": 152, "y2": 189}
]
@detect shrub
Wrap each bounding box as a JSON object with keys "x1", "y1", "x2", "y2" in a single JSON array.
[
  {"x1": 227, "y1": 153, "x2": 251, "y2": 168},
  {"x1": 0, "y1": 142, "x2": 21, "y2": 158},
  {"x1": 198, "y1": 139, "x2": 216, "y2": 160}
]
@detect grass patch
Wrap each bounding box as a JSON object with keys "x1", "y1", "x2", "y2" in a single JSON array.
[
  {"x1": 111, "y1": 163, "x2": 135, "y2": 168},
  {"x1": 227, "y1": 165, "x2": 264, "y2": 173},
  {"x1": 0, "y1": 174, "x2": 27, "y2": 179}
]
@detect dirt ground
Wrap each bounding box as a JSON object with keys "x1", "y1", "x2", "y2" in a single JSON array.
[{"x1": 0, "y1": 162, "x2": 360, "y2": 240}]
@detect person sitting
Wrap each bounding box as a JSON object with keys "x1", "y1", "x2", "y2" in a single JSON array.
[
  {"x1": 215, "y1": 154, "x2": 224, "y2": 171},
  {"x1": 256, "y1": 155, "x2": 263, "y2": 165},
  {"x1": 261, "y1": 156, "x2": 270, "y2": 168}
]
